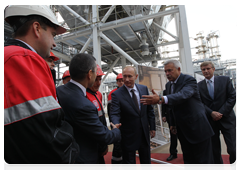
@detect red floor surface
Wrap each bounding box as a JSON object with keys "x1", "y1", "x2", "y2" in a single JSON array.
[{"x1": 104, "y1": 152, "x2": 230, "y2": 164}]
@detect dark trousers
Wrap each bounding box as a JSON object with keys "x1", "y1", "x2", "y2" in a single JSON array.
[
  {"x1": 212, "y1": 123, "x2": 236, "y2": 164},
  {"x1": 111, "y1": 140, "x2": 122, "y2": 164},
  {"x1": 122, "y1": 131, "x2": 151, "y2": 164},
  {"x1": 168, "y1": 123, "x2": 178, "y2": 156},
  {"x1": 177, "y1": 127, "x2": 214, "y2": 164}
]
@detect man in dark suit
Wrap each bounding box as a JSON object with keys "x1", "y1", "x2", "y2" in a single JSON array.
[
  {"x1": 56, "y1": 53, "x2": 121, "y2": 164},
  {"x1": 161, "y1": 90, "x2": 178, "y2": 161},
  {"x1": 198, "y1": 61, "x2": 236, "y2": 164},
  {"x1": 140, "y1": 59, "x2": 214, "y2": 164},
  {"x1": 110, "y1": 66, "x2": 156, "y2": 164}
]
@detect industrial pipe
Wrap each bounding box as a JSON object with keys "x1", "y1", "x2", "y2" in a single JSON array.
[{"x1": 99, "y1": 32, "x2": 139, "y2": 66}]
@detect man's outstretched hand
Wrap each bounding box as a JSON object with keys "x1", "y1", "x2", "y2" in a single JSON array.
[{"x1": 140, "y1": 89, "x2": 162, "y2": 105}]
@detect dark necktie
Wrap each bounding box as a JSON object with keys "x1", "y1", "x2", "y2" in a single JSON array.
[
  {"x1": 171, "y1": 82, "x2": 175, "y2": 94},
  {"x1": 131, "y1": 89, "x2": 139, "y2": 112}
]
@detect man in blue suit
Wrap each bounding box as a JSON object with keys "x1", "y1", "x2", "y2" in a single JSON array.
[
  {"x1": 110, "y1": 66, "x2": 156, "y2": 164},
  {"x1": 198, "y1": 61, "x2": 236, "y2": 164},
  {"x1": 141, "y1": 60, "x2": 214, "y2": 164},
  {"x1": 56, "y1": 53, "x2": 121, "y2": 164}
]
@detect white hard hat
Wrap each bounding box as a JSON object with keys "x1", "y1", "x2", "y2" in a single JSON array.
[{"x1": 5, "y1": 5, "x2": 66, "y2": 35}]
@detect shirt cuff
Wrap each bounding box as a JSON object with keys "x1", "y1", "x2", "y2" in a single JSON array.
[{"x1": 163, "y1": 96, "x2": 168, "y2": 104}]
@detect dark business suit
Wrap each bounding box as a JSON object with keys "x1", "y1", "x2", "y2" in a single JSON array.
[
  {"x1": 198, "y1": 76, "x2": 236, "y2": 164},
  {"x1": 166, "y1": 73, "x2": 214, "y2": 164},
  {"x1": 110, "y1": 84, "x2": 155, "y2": 164},
  {"x1": 162, "y1": 90, "x2": 178, "y2": 157},
  {"x1": 56, "y1": 82, "x2": 121, "y2": 164}
]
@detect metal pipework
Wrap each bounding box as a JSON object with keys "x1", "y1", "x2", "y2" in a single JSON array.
[
  {"x1": 101, "y1": 5, "x2": 117, "y2": 23},
  {"x1": 55, "y1": 7, "x2": 179, "y2": 43},
  {"x1": 98, "y1": 7, "x2": 179, "y2": 32},
  {"x1": 153, "y1": 22, "x2": 178, "y2": 40},
  {"x1": 80, "y1": 34, "x2": 92, "y2": 53},
  {"x1": 102, "y1": 57, "x2": 120, "y2": 82},
  {"x1": 99, "y1": 32, "x2": 139, "y2": 66},
  {"x1": 62, "y1": 5, "x2": 90, "y2": 25}
]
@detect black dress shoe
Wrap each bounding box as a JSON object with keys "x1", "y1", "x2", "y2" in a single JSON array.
[{"x1": 166, "y1": 155, "x2": 177, "y2": 161}]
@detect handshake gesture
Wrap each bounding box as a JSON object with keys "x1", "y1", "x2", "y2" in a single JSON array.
[{"x1": 110, "y1": 122, "x2": 122, "y2": 129}]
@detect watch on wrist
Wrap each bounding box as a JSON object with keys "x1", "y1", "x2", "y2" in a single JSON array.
[{"x1": 159, "y1": 94, "x2": 162, "y2": 102}]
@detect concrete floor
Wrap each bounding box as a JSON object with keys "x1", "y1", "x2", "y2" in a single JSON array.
[{"x1": 108, "y1": 97, "x2": 238, "y2": 155}]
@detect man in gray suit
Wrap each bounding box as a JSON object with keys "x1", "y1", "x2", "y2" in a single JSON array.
[
  {"x1": 141, "y1": 59, "x2": 214, "y2": 164},
  {"x1": 198, "y1": 61, "x2": 236, "y2": 164}
]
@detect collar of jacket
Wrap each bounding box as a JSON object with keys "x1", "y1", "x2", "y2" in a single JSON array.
[
  {"x1": 86, "y1": 88, "x2": 97, "y2": 95},
  {"x1": 4, "y1": 38, "x2": 32, "y2": 51}
]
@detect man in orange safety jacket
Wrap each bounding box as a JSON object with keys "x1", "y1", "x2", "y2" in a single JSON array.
[
  {"x1": 86, "y1": 64, "x2": 108, "y2": 164},
  {"x1": 62, "y1": 70, "x2": 71, "y2": 85},
  {"x1": 44, "y1": 51, "x2": 59, "y2": 84},
  {"x1": 4, "y1": 5, "x2": 79, "y2": 163}
]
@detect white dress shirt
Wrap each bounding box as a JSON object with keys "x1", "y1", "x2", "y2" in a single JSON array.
[
  {"x1": 70, "y1": 79, "x2": 87, "y2": 96},
  {"x1": 16, "y1": 39, "x2": 37, "y2": 53},
  {"x1": 163, "y1": 74, "x2": 181, "y2": 104}
]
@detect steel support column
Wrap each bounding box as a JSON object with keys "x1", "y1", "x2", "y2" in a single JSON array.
[
  {"x1": 121, "y1": 56, "x2": 126, "y2": 72},
  {"x1": 176, "y1": 5, "x2": 193, "y2": 75},
  {"x1": 92, "y1": 5, "x2": 101, "y2": 66}
]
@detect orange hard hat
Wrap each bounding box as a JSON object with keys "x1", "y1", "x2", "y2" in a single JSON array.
[
  {"x1": 116, "y1": 73, "x2": 123, "y2": 80},
  {"x1": 62, "y1": 70, "x2": 70, "y2": 79},
  {"x1": 50, "y1": 51, "x2": 59, "y2": 61},
  {"x1": 96, "y1": 64, "x2": 105, "y2": 76}
]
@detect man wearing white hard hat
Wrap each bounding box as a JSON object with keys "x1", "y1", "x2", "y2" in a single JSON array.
[{"x1": 4, "y1": 5, "x2": 79, "y2": 163}]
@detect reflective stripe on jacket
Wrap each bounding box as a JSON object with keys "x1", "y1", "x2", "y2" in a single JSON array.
[
  {"x1": 4, "y1": 43, "x2": 79, "y2": 163},
  {"x1": 86, "y1": 89, "x2": 106, "y2": 126}
]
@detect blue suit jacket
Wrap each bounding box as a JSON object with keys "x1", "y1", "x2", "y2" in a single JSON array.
[
  {"x1": 166, "y1": 73, "x2": 214, "y2": 144},
  {"x1": 110, "y1": 84, "x2": 155, "y2": 151},
  {"x1": 56, "y1": 82, "x2": 121, "y2": 163},
  {"x1": 198, "y1": 76, "x2": 236, "y2": 129}
]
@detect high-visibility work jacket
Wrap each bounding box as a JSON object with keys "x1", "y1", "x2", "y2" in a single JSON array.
[
  {"x1": 86, "y1": 89, "x2": 108, "y2": 154},
  {"x1": 107, "y1": 88, "x2": 118, "y2": 122},
  {"x1": 86, "y1": 89, "x2": 107, "y2": 126},
  {"x1": 108, "y1": 88, "x2": 118, "y2": 104},
  {"x1": 4, "y1": 42, "x2": 79, "y2": 164}
]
